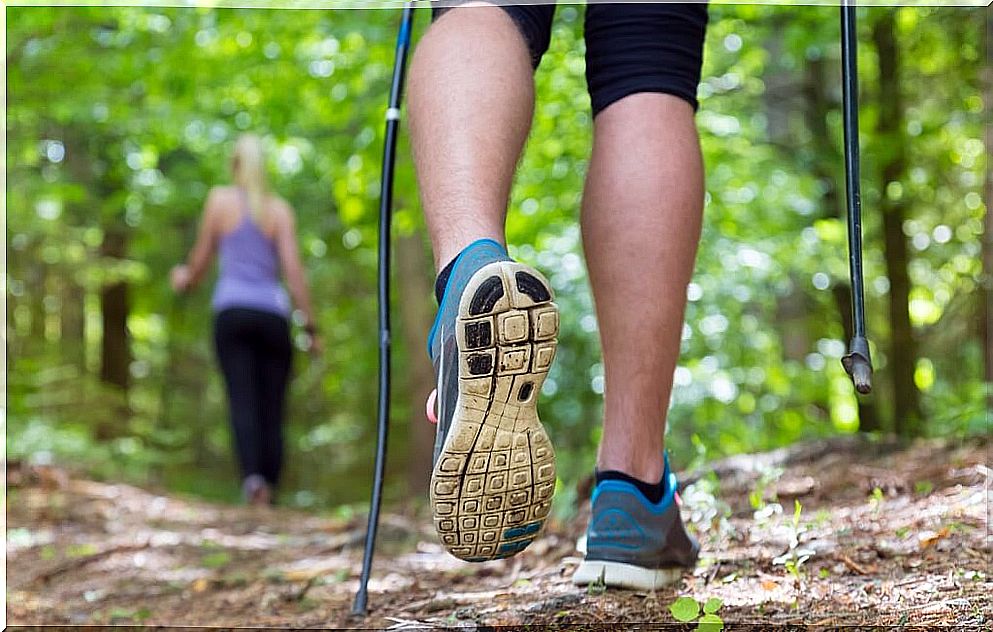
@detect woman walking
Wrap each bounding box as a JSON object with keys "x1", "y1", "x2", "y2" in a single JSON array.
[{"x1": 171, "y1": 134, "x2": 318, "y2": 506}]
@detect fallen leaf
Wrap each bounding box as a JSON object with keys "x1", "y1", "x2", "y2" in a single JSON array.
[{"x1": 918, "y1": 528, "x2": 950, "y2": 549}]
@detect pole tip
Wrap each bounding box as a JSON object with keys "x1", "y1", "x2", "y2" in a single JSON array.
[
  {"x1": 841, "y1": 356, "x2": 872, "y2": 394},
  {"x1": 351, "y1": 591, "x2": 368, "y2": 617},
  {"x1": 841, "y1": 336, "x2": 873, "y2": 395},
  {"x1": 850, "y1": 358, "x2": 872, "y2": 394}
]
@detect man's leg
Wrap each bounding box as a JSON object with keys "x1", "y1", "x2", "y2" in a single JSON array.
[
  {"x1": 409, "y1": 5, "x2": 561, "y2": 563},
  {"x1": 574, "y1": 3, "x2": 707, "y2": 589},
  {"x1": 582, "y1": 93, "x2": 704, "y2": 484},
  {"x1": 408, "y1": 4, "x2": 535, "y2": 271}
]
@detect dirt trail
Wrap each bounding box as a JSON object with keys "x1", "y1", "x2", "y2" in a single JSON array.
[{"x1": 7, "y1": 437, "x2": 990, "y2": 628}]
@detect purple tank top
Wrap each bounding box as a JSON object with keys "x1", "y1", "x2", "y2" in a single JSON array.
[{"x1": 211, "y1": 191, "x2": 291, "y2": 317}]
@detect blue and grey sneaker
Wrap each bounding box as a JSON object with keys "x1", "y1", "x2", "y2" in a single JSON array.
[
  {"x1": 572, "y1": 454, "x2": 699, "y2": 590},
  {"x1": 426, "y1": 238, "x2": 559, "y2": 562}
]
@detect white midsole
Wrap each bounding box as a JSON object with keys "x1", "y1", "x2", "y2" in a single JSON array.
[{"x1": 572, "y1": 559, "x2": 684, "y2": 591}]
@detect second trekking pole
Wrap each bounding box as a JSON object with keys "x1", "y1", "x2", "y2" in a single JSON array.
[{"x1": 839, "y1": 4, "x2": 873, "y2": 395}]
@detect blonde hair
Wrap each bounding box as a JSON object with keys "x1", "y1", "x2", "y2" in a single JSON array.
[{"x1": 231, "y1": 134, "x2": 268, "y2": 224}]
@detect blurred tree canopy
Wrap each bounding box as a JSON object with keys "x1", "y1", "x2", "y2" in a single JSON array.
[{"x1": 6, "y1": 5, "x2": 989, "y2": 511}]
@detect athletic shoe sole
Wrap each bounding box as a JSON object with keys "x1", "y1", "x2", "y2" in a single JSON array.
[
  {"x1": 429, "y1": 261, "x2": 559, "y2": 562},
  {"x1": 572, "y1": 560, "x2": 684, "y2": 591}
]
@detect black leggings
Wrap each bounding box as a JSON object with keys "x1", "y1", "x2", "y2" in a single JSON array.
[{"x1": 214, "y1": 308, "x2": 292, "y2": 486}]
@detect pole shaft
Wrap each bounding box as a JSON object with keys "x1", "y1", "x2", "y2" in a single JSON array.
[
  {"x1": 841, "y1": 4, "x2": 866, "y2": 339},
  {"x1": 353, "y1": 3, "x2": 415, "y2": 616}
]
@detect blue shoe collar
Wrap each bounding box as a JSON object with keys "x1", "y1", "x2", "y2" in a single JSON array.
[
  {"x1": 426, "y1": 238, "x2": 507, "y2": 355},
  {"x1": 591, "y1": 451, "x2": 678, "y2": 511}
]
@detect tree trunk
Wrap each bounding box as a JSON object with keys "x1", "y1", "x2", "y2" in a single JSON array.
[
  {"x1": 97, "y1": 225, "x2": 131, "y2": 439},
  {"x1": 873, "y1": 11, "x2": 922, "y2": 436},
  {"x1": 61, "y1": 278, "x2": 87, "y2": 370},
  {"x1": 395, "y1": 232, "x2": 438, "y2": 495},
  {"x1": 99, "y1": 227, "x2": 130, "y2": 390},
  {"x1": 803, "y1": 55, "x2": 882, "y2": 432}
]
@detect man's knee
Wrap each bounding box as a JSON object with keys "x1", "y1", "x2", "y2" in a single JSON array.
[
  {"x1": 585, "y1": 3, "x2": 708, "y2": 117},
  {"x1": 431, "y1": 2, "x2": 554, "y2": 69}
]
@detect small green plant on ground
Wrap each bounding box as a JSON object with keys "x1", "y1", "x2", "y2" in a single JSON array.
[
  {"x1": 669, "y1": 596, "x2": 724, "y2": 631},
  {"x1": 868, "y1": 486, "x2": 885, "y2": 515},
  {"x1": 748, "y1": 465, "x2": 784, "y2": 512},
  {"x1": 67, "y1": 543, "x2": 98, "y2": 558},
  {"x1": 201, "y1": 550, "x2": 232, "y2": 569},
  {"x1": 108, "y1": 607, "x2": 151, "y2": 624},
  {"x1": 586, "y1": 568, "x2": 607, "y2": 596},
  {"x1": 773, "y1": 499, "x2": 813, "y2": 609},
  {"x1": 957, "y1": 569, "x2": 986, "y2": 581}
]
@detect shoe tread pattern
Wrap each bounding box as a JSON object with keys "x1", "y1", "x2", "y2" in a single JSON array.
[{"x1": 430, "y1": 261, "x2": 558, "y2": 561}]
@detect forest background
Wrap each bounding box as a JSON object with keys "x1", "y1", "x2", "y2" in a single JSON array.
[{"x1": 6, "y1": 3, "x2": 989, "y2": 515}]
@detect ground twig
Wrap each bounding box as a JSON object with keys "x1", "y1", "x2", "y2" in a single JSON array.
[{"x1": 31, "y1": 540, "x2": 152, "y2": 585}]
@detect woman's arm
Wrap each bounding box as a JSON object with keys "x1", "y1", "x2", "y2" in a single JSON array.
[
  {"x1": 273, "y1": 200, "x2": 317, "y2": 331},
  {"x1": 171, "y1": 189, "x2": 221, "y2": 293}
]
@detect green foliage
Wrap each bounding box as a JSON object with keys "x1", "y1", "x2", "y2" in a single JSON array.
[
  {"x1": 773, "y1": 499, "x2": 813, "y2": 608},
  {"x1": 670, "y1": 595, "x2": 724, "y2": 631},
  {"x1": 698, "y1": 614, "x2": 724, "y2": 632},
  {"x1": 201, "y1": 551, "x2": 232, "y2": 569},
  {"x1": 67, "y1": 543, "x2": 99, "y2": 558},
  {"x1": 109, "y1": 607, "x2": 151, "y2": 623},
  {"x1": 869, "y1": 486, "x2": 886, "y2": 514},
  {"x1": 669, "y1": 596, "x2": 700, "y2": 622},
  {"x1": 6, "y1": 6, "x2": 988, "y2": 510},
  {"x1": 586, "y1": 567, "x2": 607, "y2": 597},
  {"x1": 704, "y1": 597, "x2": 723, "y2": 615}
]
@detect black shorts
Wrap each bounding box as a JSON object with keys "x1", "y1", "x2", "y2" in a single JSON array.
[{"x1": 432, "y1": 3, "x2": 708, "y2": 116}]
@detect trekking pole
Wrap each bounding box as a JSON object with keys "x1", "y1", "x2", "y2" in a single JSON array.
[
  {"x1": 352, "y1": 2, "x2": 416, "y2": 617},
  {"x1": 839, "y1": 4, "x2": 873, "y2": 395}
]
